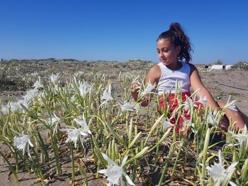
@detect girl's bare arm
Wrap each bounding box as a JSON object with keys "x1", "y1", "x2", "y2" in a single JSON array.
[
  {"x1": 190, "y1": 68, "x2": 220, "y2": 110},
  {"x1": 131, "y1": 65, "x2": 161, "y2": 106}
]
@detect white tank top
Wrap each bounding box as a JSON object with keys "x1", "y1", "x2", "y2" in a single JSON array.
[{"x1": 157, "y1": 62, "x2": 191, "y2": 95}]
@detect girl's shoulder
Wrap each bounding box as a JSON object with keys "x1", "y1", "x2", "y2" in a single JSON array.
[
  {"x1": 187, "y1": 63, "x2": 197, "y2": 75},
  {"x1": 150, "y1": 63, "x2": 161, "y2": 73},
  {"x1": 145, "y1": 64, "x2": 161, "y2": 83}
]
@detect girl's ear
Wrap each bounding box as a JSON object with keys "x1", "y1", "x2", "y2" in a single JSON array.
[{"x1": 176, "y1": 45, "x2": 181, "y2": 55}]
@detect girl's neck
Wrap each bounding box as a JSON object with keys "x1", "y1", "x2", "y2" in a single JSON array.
[{"x1": 166, "y1": 61, "x2": 182, "y2": 70}]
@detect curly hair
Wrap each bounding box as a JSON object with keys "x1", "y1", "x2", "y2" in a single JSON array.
[{"x1": 157, "y1": 22, "x2": 192, "y2": 63}]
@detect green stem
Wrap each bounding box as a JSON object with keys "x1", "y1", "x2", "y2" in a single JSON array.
[
  {"x1": 70, "y1": 144, "x2": 75, "y2": 182},
  {"x1": 132, "y1": 160, "x2": 137, "y2": 183},
  {"x1": 51, "y1": 135, "x2": 62, "y2": 175},
  {"x1": 171, "y1": 140, "x2": 184, "y2": 176},
  {"x1": 200, "y1": 128, "x2": 210, "y2": 185},
  {"x1": 35, "y1": 129, "x2": 49, "y2": 162},
  {"x1": 0, "y1": 151, "x2": 18, "y2": 180},
  {"x1": 158, "y1": 142, "x2": 176, "y2": 186},
  {"x1": 78, "y1": 160, "x2": 88, "y2": 186},
  {"x1": 31, "y1": 148, "x2": 44, "y2": 181},
  {"x1": 14, "y1": 151, "x2": 19, "y2": 174}
]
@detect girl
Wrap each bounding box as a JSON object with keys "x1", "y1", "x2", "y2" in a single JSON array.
[{"x1": 131, "y1": 22, "x2": 245, "y2": 131}]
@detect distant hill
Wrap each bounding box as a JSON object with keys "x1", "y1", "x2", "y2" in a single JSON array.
[{"x1": 232, "y1": 61, "x2": 248, "y2": 70}]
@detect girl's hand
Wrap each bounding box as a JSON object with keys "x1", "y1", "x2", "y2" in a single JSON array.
[
  {"x1": 131, "y1": 82, "x2": 141, "y2": 93},
  {"x1": 219, "y1": 115, "x2": 229, "y2": 132},
  {"x1": 131, "y1": 82, "x2": 142, "y2": 103}
]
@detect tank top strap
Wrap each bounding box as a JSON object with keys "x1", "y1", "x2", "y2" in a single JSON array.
[{"x1": 157, "y1": 62, "x2": 170, "y2": 77}]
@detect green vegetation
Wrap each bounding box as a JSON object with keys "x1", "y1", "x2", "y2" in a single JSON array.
[{"x1": 0, "y1": 59, "x2": 247, "y2": 185}]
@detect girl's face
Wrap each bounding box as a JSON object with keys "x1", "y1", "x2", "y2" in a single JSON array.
[{"x1": 156, "y1": 38, "x2": 181, "y2": 67}]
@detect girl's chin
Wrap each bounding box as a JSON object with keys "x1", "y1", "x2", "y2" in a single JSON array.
[{"x1": 161, "y1": 61, "x2": 169, "y2": 65}]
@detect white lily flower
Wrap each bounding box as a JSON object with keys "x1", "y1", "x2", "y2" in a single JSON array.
[
  {"x1": 183, "y1": 96, "x2": 194, "y2": 110},
  {"x1": 225, "y1": 100, "x2": 238, "y2": 112},
  {"x1": 101, "y1": 84, "x2": 113, "y2": 105},
  {"x1": 207, "y1": 111, "x2": 218, "y2": 125},
  {"x1": 197, "y1": 96, "x2": 208, "y2": 105},
  {"x1": 74, "y1": 71, "x2": 84, "y2": 77},
  {"x1": 73, "y1": 117, "x2": 92, "y2": 135},
  {"x1": 30, "y1": 72, "x2": 38, "y2": 77},
  {"x1": 119, "y1": 101, "x2": 137, "y2": 112},
  {"x1": 13, "y1": 134, "x2": 34, "y2": 157},
  {"x1": 1, "y1": 102, "x2": 21, "y2": 114},
  {"x1": 64, "y1": 128, "x2": 90, "y2": 148},
  {"x1": 15, "y1": 100, "x2": 26, "y2": 110},
  {"x1": 1, "y1": 104, "x2": 10, "y2": 114},
  {"x1": 229, "y1": 181, "x2": 237, "y2": 186},
  {"x1": 131, "y1": 76, "x2": 140, "y2": 84},
  {"x1": 33, "y1": 77, "x2": 43, "y2": 89},
  {"x1": 21, "y1": 88, "x2": 39, "y2": 107},
  {"x1": 183, "y1": 119, "x2": 193, "y2": 127},
  {"x1": 48, "y1": 114, "x2": 60, "y2": 135},
  {"x1": 162, "y1": 118, "x2": 173, "y2": 130},
  {"x1": 207, "y1": 150, "x2": 237, "y2": 186},
  {"x1": 224, "y1": 96, "x2": 238, "y2": 112},
  {"x1": 186, "y1": 120, "x2": 198, "y2": 133},
  {"x1": 50, "y1": 73, "x2": 60, "y2": 84},
  {"x1": 233, "y1": 126, "x2": 248, "y2": 146},
  {"x1": 140, "y1": 82, "x2": 156, "y2": 97},
  {"x1": 50, "y1": 114, "x2": 60, "y2": 124},
  {"x1": 78, "y1": 81, "x2": 92, "y2": 97},
  {"x1": 99, "y1": 153, "x2": 135, "y2": 186},
  {"x1": 70, "y1": 95, "x2": 76, "y2": 102}
]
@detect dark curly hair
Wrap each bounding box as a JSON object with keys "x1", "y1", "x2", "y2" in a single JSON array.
[{"x1": 157, "y1": 22, "x2": 192, "y2": 63}]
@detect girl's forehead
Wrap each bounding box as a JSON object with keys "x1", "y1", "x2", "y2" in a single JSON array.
[{"x1": 157, "y1": 38, "x2": 173, "y2": 47}]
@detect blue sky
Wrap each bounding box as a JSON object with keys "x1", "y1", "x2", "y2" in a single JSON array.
[{"x1": 0, "y1": 0, "x2": 248, "y2": 64}]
